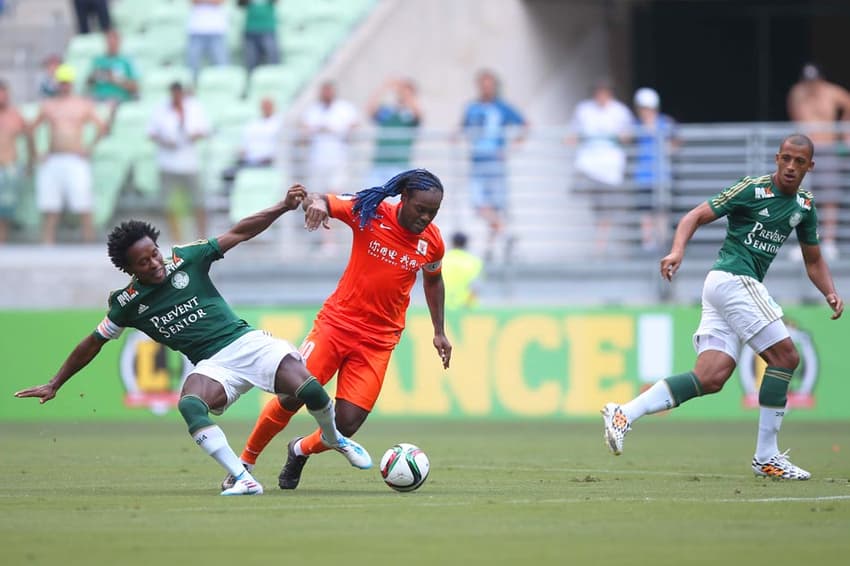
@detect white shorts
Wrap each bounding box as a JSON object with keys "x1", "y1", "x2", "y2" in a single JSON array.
[
  {"x1": 192, "y1": 330, "x2": 301, "y2": 415},
  {"x1": 693, "y1": 270, "x2": 789, "y2": 361},
  {"x1": 36, "y1": 154, "x2": 93, "y2": 213}
]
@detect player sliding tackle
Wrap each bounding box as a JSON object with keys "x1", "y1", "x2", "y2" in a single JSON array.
[
  {"x1": 14, "y1": 185, "x2": 371, "y2": 495},
  {"x1": 602, "y1": 134, "x2": 843, "y2": 480}
]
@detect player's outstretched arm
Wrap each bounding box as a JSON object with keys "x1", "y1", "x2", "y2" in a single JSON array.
[
  {"x1": 423, "y1": 272, "x2": 452, "y2": 369},
  {"x1": 800, "y1": 243, "x2": 844, "y2": 320},
  {"x1": 660, "y1": 201, "x2": 717, "y2": 281},
  {"x1": 14, "y1": 334, "x2": 108, "y2": 404},
  {"x1": 217, "y1": 184, "x2": 306, "y2": 253}
]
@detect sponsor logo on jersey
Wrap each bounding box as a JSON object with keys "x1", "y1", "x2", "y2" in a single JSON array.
[
  {"x1": 744, "y1": 221, "x2": 787, "y2": 254},
  {"x1": 796, "y1": 196, "x2": 812, "y2": 210},
  {"x1": 789, "y1": 211, "x2": 802, "y2": 227},
  {"x1": 116, "y1": 284, "x2": 139, "y2": 307},
  {"x1": 137, "y1": 304, "x2": 149, "y2": 314},
  {"x1": 417, "y1": 239, "x2": 428, "y2": 256},
  {"x1": 171, "y1": 271, "x2": 190, "y2": 289},
  {"x1": 758, "y1": 208, "x2": 770, "y2": 217},
  {"x1": 755, "y1": 186, "x2": 775, "y2": 199}
]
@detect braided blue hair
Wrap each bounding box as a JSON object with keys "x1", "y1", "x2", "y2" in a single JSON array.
[{"x1": 351, "y1": 168, "x2": 443, "y2": 229}]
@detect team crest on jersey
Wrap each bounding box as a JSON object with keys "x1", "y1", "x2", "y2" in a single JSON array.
[
  {"x1": 417, "y1": 239, "x2": 428, "y2": 256},
  {"x1": 171, "y1": 271, "x2": 190, "y2": 289},
  {"x1": 789, "y1": 211, "x2": 802, "y2": 227}
]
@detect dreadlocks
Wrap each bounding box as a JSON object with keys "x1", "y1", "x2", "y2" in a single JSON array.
[
  {"x1": 107, "y1": 220, "x2": 160, "y2": 272},
  {"x1": 352, "y1": 168, "x2": 443, "y2": 229}
]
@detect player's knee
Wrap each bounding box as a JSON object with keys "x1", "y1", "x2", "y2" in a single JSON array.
[
  {"x1": 697, "y1": 369, "x2": 732, "y2": 394},
  {"x1": 178, "y1": 395, "x2": 214, "y2": 434}
]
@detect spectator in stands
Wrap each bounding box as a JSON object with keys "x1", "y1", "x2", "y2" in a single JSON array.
[
  {"x1": 239, "y1": 0, "x2": 280, "y2": 72},
  {"x1": 632, "y1": 87, "x2": 677, "y2": 253},
  {"x1": 72, "y1": 0, "x2": 111, "y2": 34},
  {"x1": 221, "y1": 97, "x2": 281, "y2": 188},
  {"x1": 787, "y1": 63, "x2": 850, "y2": 260},
  {"x1": 0, "y1": 80, "x2": 33, "y2": 244},
  {"x1": 568, "y1": 78, "x2": 634, "y2": 255},
  {"x1": 37, "y1": 55, "x2": 62, "y2": 98},
  {"x1": 147, "y1": 82, "x2": 211, "y2": 243},
  {"x1": 460, "y1": 69, "x2": 527, "y2": 262},
  {"x1": 186, "y1": 0, "x2": 230, "y2": 81},
  {"x1": 365, "y1": 77, "x2": 422, "y2": 189},
  {"x1": 299, "y1": 81, "x2": 358, "y2": 254},
  {"x1": 86, "y1": 30, "x2": 138, "y2": 105},
  {"x1": 29, "y1": 64, "x2": 107, "y2": 244},
  {"x1": 442, "y1": 232, "x2": 484, "y2": 309}
]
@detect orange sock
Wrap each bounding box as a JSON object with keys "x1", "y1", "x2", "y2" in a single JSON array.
[
  {"x1": 299, "y1": 428, "x2": 333, "y2": 456},
  {"x1": 240, "y1": 397, "x2": 296, "y2": 465}
]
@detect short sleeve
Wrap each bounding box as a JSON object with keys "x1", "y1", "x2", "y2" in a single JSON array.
[
  {"x1": 94, "y1": 314, "x2": 125, "y2": 340},
  {"x1": 500, "y1": 102, "x2": 526, "y2": 126},
  {"x1": 796, "y1": 203, "x2": 820, "y2": 246},
  {"x1": 708, "y1": 177, "x2": 752, "y2": 218},
  {"x1": 422, "y1": 232, "x2": 446, "y2": 276},
  {"x1": 327, "y1": 194, "x2": 358, "y2": 228}
]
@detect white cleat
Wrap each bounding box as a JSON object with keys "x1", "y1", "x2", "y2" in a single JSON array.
[
  {"x1": 220, "y1": 462, "x2": 253, "y2": 491},
  {"x1": 220, "y1": 471, "x2": 264, "y2": 495},
  {"x1": 752, "y1": 449, "x2": 811, "y2": 480},
  {"x1": 322, "y1": 435, "x2": 372, "y2": 469},
  {"x1": 601, "y1": 402, "x2": 631, "y2": 456}
]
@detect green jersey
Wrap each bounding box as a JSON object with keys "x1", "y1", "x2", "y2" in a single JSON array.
[
  {"x1": 89, "y1": 54, "x2": 137, "y2": 102},
  {"x1": 707, "y1": 174, "x2": 819, "y2": 281},
  {"x1": 95, "y1": 239, "x2": 253, "y2": 364}
]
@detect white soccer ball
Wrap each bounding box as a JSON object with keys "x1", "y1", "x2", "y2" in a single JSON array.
[{"x1": 379, "y1": 443, "x2": 430, "y2": 492}]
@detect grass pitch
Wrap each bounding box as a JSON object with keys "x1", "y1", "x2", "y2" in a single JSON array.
[{"x1": 1, "y1": 419, "x2": 848, "y2": 565}]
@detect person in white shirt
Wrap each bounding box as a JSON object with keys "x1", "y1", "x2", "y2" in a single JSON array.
[
  {"x1": 567, "y1": 78, "x2": 635, "y2": 255},
  {"x1": 147, "y1": 82, "x2": 211, "y2": 242},
  {"x1": 221, "y1": 97, "x2": 281, "y2": 187},
  {"x1": 186, "y1": 0, "x2": 229, "y2": 80}
]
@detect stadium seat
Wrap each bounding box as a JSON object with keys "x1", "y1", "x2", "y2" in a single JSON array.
[
  {"x1": 110, "y1": 100, "x2": 153, "y2": 139},
  {"x1": 210, "y1": 100, "x2": 256, "y2": 131},
  {"x1": 196, "y1": 65, "x2": 248, "y2": 102},
  {"x1": 229, "y1": 168, "x2": 283, "y2": 223},
  {"x1": 91, "y1": 138, "x2": 132, "y2": 228},
  {"x1": 131, "y1": 141, "x2": 160, "y2": 196},
  {"x1": 247, "y1": 64, "x2": 304, "y2": 104},
  {"x1": 65, "y1": 33, "x2": 105, "y2": 63},
  {"x1": 141, "y1": 66, "x2": 193, "y2": 99}
]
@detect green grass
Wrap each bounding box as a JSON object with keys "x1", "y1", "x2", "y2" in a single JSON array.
[{"x1": 1, "y1": 419, "x2": 849, "y2": 565}]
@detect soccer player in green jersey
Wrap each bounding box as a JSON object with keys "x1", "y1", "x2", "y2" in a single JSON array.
[
  {"x1": 601, "y1": 134, "x2": 844, "y2": 480},
  {"x1": 14, "y1": 185, "x2": 371, "y2": 495}
]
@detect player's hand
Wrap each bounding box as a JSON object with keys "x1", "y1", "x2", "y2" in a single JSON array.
[
  {"x1": 826, "y1": 293, "x2": 844, "y2": 320},
  {"x1": 660, "y1": 251, "x2": 683, "y2": 281},
  {"x1": 434, "y1": 333, "x2": 452, "y2": 369},
  {"x1": 14, "y1": 383, "x2": 58, "y2": 404},
  {"x1": 304, "y1": 199, "x2": 330, "y2": 231},
  {"x1": 283, "y1": 184, "x2": 306, "y2": 211}
]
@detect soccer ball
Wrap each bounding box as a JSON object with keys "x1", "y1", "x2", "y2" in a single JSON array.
[{"x1": 379, "y1": 443, "x2": 430, "y2": 492}]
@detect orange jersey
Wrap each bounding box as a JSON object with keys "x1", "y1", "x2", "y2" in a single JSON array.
[{"x1": 318, "y1": 194, "x2": 445, "y2": 347}]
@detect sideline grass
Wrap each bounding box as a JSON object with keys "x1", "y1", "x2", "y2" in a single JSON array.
[{"x1": 1, "y1": 419, "x2": 848, "y2": 565}]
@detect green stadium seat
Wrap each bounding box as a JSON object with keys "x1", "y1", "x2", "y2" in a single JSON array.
[
  {"x1": 196, "y1": 65, "x2": 248, "y2": 102},
  {"x1": 141, "y1": 66, "x2": 193, "y2": 99},
  {"x1": 229, "y1": 168, "x2": 283, "y2": 223},
  {"x1": 247, "y1": 63, "x2": 304, "y2": 105},
  {"x1": 210, "y1": 100, "x2": 256, "y2": 131},
  {"x1": 131, "y1": 141, "x2": 160, "y2": 196},
  {"x1": 91, "y1": 138, "x2": 132, "y2": 228},
  {"x1": 66, "y1": 33, "x2": 105, "y2": 63},
  {"x1": 110, "y1": 101, "x2": 153, "y2": 139}
]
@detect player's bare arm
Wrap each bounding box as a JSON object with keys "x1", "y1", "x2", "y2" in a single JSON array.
[
  {"x1": 800, "y1": 243, "x2": 844, "y2": 319},
  {"x1": 217, "y1": 185, "x2": 306, "y2": 253},
  {"x1": 661, "y1": 202, "x2": 718, "y2": 281},
  {"x1": 423, "y1": 271, "x2": 452, "y2": 369},
  {"x1": 302, "y1": 192, "x2": 331, "y2": 231},
  {"x1": 14, "y1": 334, "x2": 108, "y2": 403}
]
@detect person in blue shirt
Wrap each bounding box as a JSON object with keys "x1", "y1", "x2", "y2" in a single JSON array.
[{"x1": 461, "y1": 69, "x2": 527, "y2": 261}]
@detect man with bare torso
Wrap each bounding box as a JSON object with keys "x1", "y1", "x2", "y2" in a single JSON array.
[
  {"x1": 0, "y1": 80, "x2": 33, "y2": 243},
  {"x1": 29, "y1": 64, "x2": 106, "y2": 244},
  {"x1": 787, "y1": 63, "x2": 850, "y2": 259}
]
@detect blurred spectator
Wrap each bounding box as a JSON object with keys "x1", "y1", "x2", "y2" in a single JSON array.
[
  {"x1": 86, "y1": 30, "x2": 138, "y2": 105},
  {"x1": 72, "y1": 0, "x2": 111, "y2": 34},
  {"x1": 0, "y1": 80, "x2": 33, "y2": 243},
  {"x1": 442, "y1": 232, "x2": 484, "y2": 309},
  {"x1": 221, "y1": 97, "x2": 281, "y2": 187},
  {"x1": 147, "y1": 82, "x2": 211, "y2": 242},
  {"x1": 187, "y1": 0, "x2": 229, "y2": 81},
  {"x1": 365, "y1": 77, "x2": 422, "y2": 188},
  {"x1": 568, "y1": 78, "x2": 634, "y2": 255},
  {"x1": 29, "y1": 64, "x2": 107, "y2": 244},
  {"x1": 38, "y1": 55, "x2": 62, "y2": 98},
  {"x1": 239, "y1": 0, "x2": 280, "y2": 72},
  {"x1": 460, "y1": 69, "x2": 527, "y2": 262},
  {"x1": 787, "y1": 63, "x2": 850, "y2": 260},
  {"x1": 632, "y1": 87, "x2": 677, "y2": 253}
]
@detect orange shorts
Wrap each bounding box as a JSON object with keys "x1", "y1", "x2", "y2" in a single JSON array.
[{"x1": 298, "y1": 321, "x2": 394, "y2": 412}]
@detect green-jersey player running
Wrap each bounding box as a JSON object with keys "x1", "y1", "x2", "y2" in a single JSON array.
[
  {"x1": 14, "y1": 185, "x2": 371, "y2": 495},
  {"x1": 601, "y1": 134, "x2": 844, "y2": 480}
]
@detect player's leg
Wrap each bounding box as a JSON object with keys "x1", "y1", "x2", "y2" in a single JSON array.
[{"x1": 178, "y1": 372, "x2": 263, "y2": 495}]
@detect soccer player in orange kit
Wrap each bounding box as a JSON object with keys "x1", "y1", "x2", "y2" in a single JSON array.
[{"x1": 222, "y1": 168, "x2": 452, "y2": 490}]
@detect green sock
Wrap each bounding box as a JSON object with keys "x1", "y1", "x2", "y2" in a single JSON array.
[
  {"x1": 295, "y1": 377, "x2": 332, "y2": 411},
  {"x1": 664, "y1": 372, "x2": 704, "y2": 407},
  {"x1": 178, "y1": 395, "x2": 214, "y2": 435},
  {"x1": 758, "y1": 366, "x2": 793, "y2": 408}
]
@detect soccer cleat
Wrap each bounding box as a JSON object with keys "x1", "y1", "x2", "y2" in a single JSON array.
[
  {"x1": 220, "y1": 462, "x2": 253, "y2": 491},
  {"x1": 323, "y1": 434, "x2": 373, "y2": 470},
  {"x1": 752, "y1": 449, "x2": 811, "y2": 480},
  {"x1": 220, "y1": 471, "x2": 264, "y2": 495},
  {"x1": 278, "y1": 436, "x2": 309, "y2": 490},
  {"x1": 601, "y1": 402, "x2": 631, "y2": 456}
]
